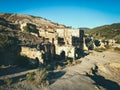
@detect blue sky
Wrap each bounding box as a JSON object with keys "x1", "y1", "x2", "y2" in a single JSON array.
[{"x1": 0, "y1": 0, "x2": 120, "y2": 28}]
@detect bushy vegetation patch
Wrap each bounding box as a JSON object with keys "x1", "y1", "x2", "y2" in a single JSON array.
[
  {"x1": 0, "y1": 33, "x2": 18, "y2": 50},
  {"x1": 4, "y1": 78, "x2": 12, "y2": 86},
  {"x1": 23, "y1": 23, "x2": 39, "y2": 35},
  {"x1": 88, "y1": 23, "x2": 120, "y2": 44},
  {"x1": 26, "y1": 68, "x2": 49, "y2": 86},
  {"x1": 94, "y1": 47, "x2": 106, "y2": 52}
]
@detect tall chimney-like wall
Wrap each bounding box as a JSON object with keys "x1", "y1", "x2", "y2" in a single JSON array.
[{"x1": 79, "y1": 29, "x2": 84, "y2": 50}]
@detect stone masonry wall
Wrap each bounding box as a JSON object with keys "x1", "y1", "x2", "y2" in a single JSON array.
[{"x1": 20, "y1": 46, "x2": 44, "y2": 63}]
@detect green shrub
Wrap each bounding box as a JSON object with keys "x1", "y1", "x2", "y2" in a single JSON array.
[
  {"x1": 26, "y1": 68, "x2": 49, "y2": 86},
  {"x1": 4, "y1": 78, "x2": 12, "y2": 86},
  {"x1": 0, "y1": 34, "x2": 20, "y2": 65},
  {"x1": 34, "y1": 68, "x2": 48, "y2": 85},
  {"x1": 86, "y1": 40, "x2": 94, "y2": 50},
  {"x1": 67, "y1": 60, "x2": 71, "y2": 66},
  {"x1": 26, "y1": 72, "x2": 35, "y2": 81},
  {"x1": 23, "y1": 23, "x2": 39, "y2": 35},
  {"x1": 0, "y1": 34, "x2": 16, "y2": 50},
  {"x1": 94, "y1": 47, "x2": 106, "y2": 52},
  {"x1": 74, "y1": 60, "x2": 82, "y2": 64}
]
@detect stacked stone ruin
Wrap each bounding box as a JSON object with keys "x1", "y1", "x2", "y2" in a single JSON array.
[{"x1": 20, "y1": 23, "x2": 85, "y2": 63}]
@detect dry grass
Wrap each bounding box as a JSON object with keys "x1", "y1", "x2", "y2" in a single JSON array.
[
  {"x1": 4, "y1": 78, "x2": 12, "y2": 86},
  {"x1": 26, "y1": 68, "x2": 49, "y2": 86},
  {"x1": 94, "y1": 47, "x2": 106, "y2": 52},
  {"x1": 67, "y1": 60, "x2": 71, "y2": 66}
]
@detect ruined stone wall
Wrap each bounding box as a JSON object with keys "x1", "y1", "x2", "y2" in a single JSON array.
[
  {"x1": 23, "y1": 28, "x2": 85, "y2": 62},
  {"x1": 56, "y1": 45, "x2": 75, "y2": 60},
  {"x1": 20, "y1": 23, "x2": 39, "y2": 37},
  {"x1": 56, "y1": 28, "x2": 80, "y2": 45},
  {"x1": 39, "y1": 28, "x2": 57, "y2": 43},
  {"x1": 55, "y1": 28, "x2": 85, "y2": 60},
  {"x1": 56, "y1": 28, "x2": 79, "y2": 37},
  {"x1": 38, "y1": 28, "x2": 84, "y2": 47},
  {"x1": 20, "y1": 46, "x2": 44, "y2": 63},
  {"x1": 83, "y1": 37, "x2": 88, "y2": 50},
  {"x1": 20, "y1": 23, "x2": 27, "y2": 32}
]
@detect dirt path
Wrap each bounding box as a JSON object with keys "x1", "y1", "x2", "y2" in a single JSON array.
[
  {"x1": 0, "y1": 69, "x2": 37, "y2": 79},
  {"x1": 49, "y1": 51, "x2": 120, "y2": 90}
]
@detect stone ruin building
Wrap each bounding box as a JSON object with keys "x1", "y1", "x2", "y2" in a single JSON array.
[
  {"x1": 55, "y1": 29, "x2": 84, "y2": 60},
  {"x1": 20, "y1": 23, "x2": 85, "y2": 64}
]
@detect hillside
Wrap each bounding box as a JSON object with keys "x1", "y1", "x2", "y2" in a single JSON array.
[
  {"x1": 0, "y1": 13, "x2": 67, "y2": 45},
  {"x1": 79, "y1": 27, "x2": 90, "y2": 33},
  {"x1": 0, "y1": 13, "x2": 66, "y2": 29},
  {"x1": 0, "y1": 13, "x2": 68, "y2": 65},
  {"x1": 88, "y1": 23, "x2": 120, "y2": 43}
]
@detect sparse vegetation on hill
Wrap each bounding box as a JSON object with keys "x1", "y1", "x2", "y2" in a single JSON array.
[
  {"x1": 0, "y1": 34, "x2": 17, "y2": 50},
  {"x1": 0, "y1": 13, "x2": 66, "y2": 29},
  {"x1": 79, "y1": 27, "x2": 90, "y2": 33},
  {"x1": 26, "y1": 68, "x2": 49, "y2": 86},
  {"x1": 0, "y1": 33, "x2": 20, "y2": 65},
  {"x1": 88, "y1": 23, "x2": 120, "y2": 43},
  {"x1": 0, "y1": 33, "x2": 30, "y2": 66},
  {"x1": 0, "y1": 13, "x2": 68, "y2": 46},
  {"x1": 23, "y1": 23, "x2": 39, "y2": 35}
]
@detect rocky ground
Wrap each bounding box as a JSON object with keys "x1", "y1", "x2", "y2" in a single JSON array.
[{"x1": 0, "y1": 50, "x2": 120, "y2": 90}]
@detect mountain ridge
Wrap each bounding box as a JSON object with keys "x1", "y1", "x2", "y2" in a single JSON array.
[
  {"x1": 0, "y1": 13, "x2": 67, "y2": 29},
  {"x1": 87, "y1": 23, "x2": 120, "y2": 43}
]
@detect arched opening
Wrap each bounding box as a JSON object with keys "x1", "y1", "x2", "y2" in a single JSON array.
[
  {"x1": 60, "y1": 50, "x2": 66, "y2": 60},
  {"x1": 35, "y1": 57, "x2": 39, "y2": 67}
]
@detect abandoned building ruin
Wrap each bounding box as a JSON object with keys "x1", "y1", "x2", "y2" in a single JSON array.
[{"x1": 20, "y1": 23, "x2": 85, "y2": 64}]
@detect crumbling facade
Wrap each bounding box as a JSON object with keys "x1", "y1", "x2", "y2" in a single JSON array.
[
  {"x1": 20, "y1": 46, "x2": 44, "y2": 63},
  {"x1": 38, "y1": 28, "x2": 85, "y2": 62},
  {"x1": 20, "y1": 23, "x2": 85, "y2": 63},
  {"x1": 55, "y1": 29, "x2": 84, "y2": 60}
]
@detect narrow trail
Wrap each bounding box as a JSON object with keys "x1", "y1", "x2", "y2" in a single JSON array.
[
  {"x1": 49, "y1": 51, "x2": 120, "y2": 90},
  {"x1": 0, "y1": 69, "x2": 37, "y2": 79}
]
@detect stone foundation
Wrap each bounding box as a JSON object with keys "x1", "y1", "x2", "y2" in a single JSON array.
[{"x1": 20, "y1": 46, "x2": 44, "y2": 63}]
